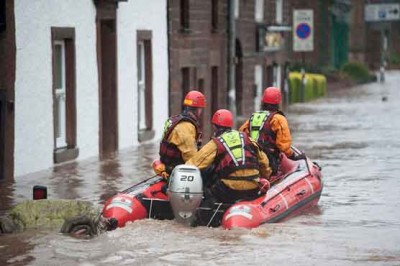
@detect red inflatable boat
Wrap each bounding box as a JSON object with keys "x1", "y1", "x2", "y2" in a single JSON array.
[{"x1": 101, "y1": 147, "x2": 323, "y2": 229}]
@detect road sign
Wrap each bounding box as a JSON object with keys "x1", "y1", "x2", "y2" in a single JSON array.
[
  {"x1": 365, "y1": 3, "x2": 400, "y2": 22},
  {"x1": 293, "y1": 9, "x2": 314, "y2": 52}
]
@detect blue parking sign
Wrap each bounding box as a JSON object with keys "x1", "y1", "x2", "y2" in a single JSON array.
[{"x1": 296, "y1": 23, "x2": 311, "y2": 39}]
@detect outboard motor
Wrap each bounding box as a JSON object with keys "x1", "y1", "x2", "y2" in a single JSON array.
[{"x1": 167, "y1": 165, "x2": 203, "y2": 225}]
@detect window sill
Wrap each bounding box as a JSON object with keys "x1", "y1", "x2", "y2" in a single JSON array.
[
  {"x1": 179, "y1": 28, "x2": 192, "y2": 34},
  {"x1": 138, "y1": 129, "x2": 155, "y2": 142},
  {"x1": 54, "y1": 147, "x2": 79, "y2": 164},
  {"x1": 211, "y1": 28, "x2": 219, "y2": 34}
]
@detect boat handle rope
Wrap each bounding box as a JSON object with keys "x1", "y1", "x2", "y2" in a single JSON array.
[
  {"x1": 207, "y1": 202, "x2": 223, "y2": 227},
  {"x1": 149, "y1": 198, "x2": 154, "y2": 219},
  {"x1": 296, "y1": 189, "x2": 306, "y2": 196},
  {"x1": 270, "y1": 204, "x2": 280, "y2": 212}
]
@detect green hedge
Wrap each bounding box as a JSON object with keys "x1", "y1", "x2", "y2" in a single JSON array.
[
  {"x1": 289, "y1": 72, "x2": 327, "y2": 103},
  {"x1": 340, "y1": 62, "x2": 374, "y2": 84}
]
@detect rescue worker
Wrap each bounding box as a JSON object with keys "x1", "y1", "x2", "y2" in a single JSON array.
[
  {"x1": 186, "y1": 109, "x2": 271, "y2": 204},
  {"x1": 153, "y1": 90, "x2": 206, "y2": 179},
  {"x1": 239, "y1": 87, "x2": 305, "y2": 175}
]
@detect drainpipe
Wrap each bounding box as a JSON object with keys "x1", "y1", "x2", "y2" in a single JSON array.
[
  {"x1": 167, "y1": 0, "x2": 171, "y2": 116},
  {"x1": 227, "y1": 0, "x2": 237, "y2": 127}
]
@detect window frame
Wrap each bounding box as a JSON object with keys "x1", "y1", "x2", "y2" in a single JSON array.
[
  {"x1": 211, "y1": 0, "x2": 219, "y2": 32},
  {"x1": 234, "y1": 0, "x2": 240, "y2": 19},
  {"x1": 137, "y1": 41, "x2": 146, "y2": 130},
  {"x1": 180, "y1": 0, "x2": 190, "y2": 32},
  {"x1": 137, "y1": 30, "x2": 154, "y2": 142},
  {"x1": 255, "y1": 0, "x2": 264, "y2": 22},
  {"x1": 276, "y1": 0, "x2": 283, "y2": 24},
  {"x1": 51, "y1": 27, "x2": 78, "y2": 163},
  {"x1": 211, "y1": 66, "x2": 219, "y2": 114},
  {"x1": 54, "y1": 40, "x2": 67, "y2": 148}
]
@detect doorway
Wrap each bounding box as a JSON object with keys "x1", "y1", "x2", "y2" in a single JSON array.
[
  {"x1": 0, "y1": 90, "x2": 4, "y2": 179},
  {"x1": 99, "y1": 19, "x2": 118, "y2": 157}
]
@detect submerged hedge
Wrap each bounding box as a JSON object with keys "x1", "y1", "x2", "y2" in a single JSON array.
[
  {"x1": 341, "y1": 62, "x2": 375, "y2": 84},
  {"x1": 288, "y1": 72, "x2": 327, "y2": 103}
]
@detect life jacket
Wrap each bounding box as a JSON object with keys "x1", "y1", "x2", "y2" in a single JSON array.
[
  {"x1": 159, "y1": 114, "x2": 201, "y2": 171},
  {"x1": 212, "y1": 130, "x2": 260, "y2": 181},
  {"x1": 249, "y1": 110, "x2": 285, "y2": 157}
]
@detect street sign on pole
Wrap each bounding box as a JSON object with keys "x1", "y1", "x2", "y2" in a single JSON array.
[
  {"x1": 365, "y1": 4, "x2": 400, "y2": 22},
  {"x1": 293, "y1": 9, "x2": 314, "y2": 52}
]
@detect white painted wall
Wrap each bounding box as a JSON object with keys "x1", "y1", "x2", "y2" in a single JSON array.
[
  {"x1": 117, "y1": 0, "x2": 169, "y2": 148},
  {"x1": 14, "y1": 0, "x2": 99, "y2": 176}
]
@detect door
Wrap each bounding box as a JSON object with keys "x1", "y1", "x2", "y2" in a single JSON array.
[
  {"x1": 99, "y1": 19, "x2": 118, "y2": 157},
  {"x1": 0, "y1": 90, "x2": 4, "y2": 179}
]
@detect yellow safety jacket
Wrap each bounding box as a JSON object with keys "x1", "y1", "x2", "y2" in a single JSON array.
[
  {"x1": 186, "y1": 132, "x2": 271, "y2": 190},
  {"x1": 239, "y1": 111, "x2": 293, "y2": 158}
]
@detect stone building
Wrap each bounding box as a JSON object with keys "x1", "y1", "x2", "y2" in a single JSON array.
[
  {"x1": 291, "y1": 0, "x2": 331, "y2": 68},
  {"x1": 167, "y1": 0, "x2": 296, "y2": 135},
  {"x1": 233, "y1": 0, "x2": 292, "y2": 122},
  {"x1": 0, "y1": 0, "x2": 169, "y2": 179},
  {"x1": 168, "y1": 0, "x2": 228, "y2": 139},
  {"x1": 349, "y1": 0, "x2": 400, "y2": 70}
]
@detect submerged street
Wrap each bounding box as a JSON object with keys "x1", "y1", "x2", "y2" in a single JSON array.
[{"x1": 1, "y1": 71, "x2": 400, "y2": 265}]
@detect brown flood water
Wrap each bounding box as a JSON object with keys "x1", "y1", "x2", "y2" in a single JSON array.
[{"x1": 1, "y1": 71, "x2": 400, "y2": 266}]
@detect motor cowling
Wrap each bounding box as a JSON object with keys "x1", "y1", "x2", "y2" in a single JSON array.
[{"x1": 167, "y1": 165, "x2": 203, "y2": 225}]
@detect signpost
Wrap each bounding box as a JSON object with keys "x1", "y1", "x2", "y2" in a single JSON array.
[
  {"x1": 293, "y1": 9, "x2": 314, "y2": 102},
  {"x1": 293, "y1": 9, "x2": 314, "y2": 52},
  {"x1": 365, "y1": 3, "x2": 400, "y2": 22},
  {"x1": 365, "y1": 4, "x2": 400, "y2": 84}
]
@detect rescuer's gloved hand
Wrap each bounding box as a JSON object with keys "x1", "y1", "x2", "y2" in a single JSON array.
[
  {"x1": 152, "y1": 159, "x2": 170, "y2": 179},
  {"x1": 160, "y1": 171, "x2": 169, "y2": 179},
  {"x1": 257, "y1": 178, "x2": 270, "y2": 195}
]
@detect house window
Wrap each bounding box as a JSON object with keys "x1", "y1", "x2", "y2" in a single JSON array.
[
  {"x1": 211, "y1": 66, "x2": 219, "y2": 114},
  {"x1": 0, "y1": 0, "x2": 5, "y2": 32},
  {"x1": 54, "y1": 40, "x2": 66, "y2": 148},
  {"x1": 276, "y1": 0, "x2": 283, "y2": 24},
  {"x1": 197, "y1": 78, "x2": 205, "y2": 129},
  {"x1": 137, "y1": 31, "x2": 154, "y2": 142},
  {"x1": 255, "y1": 0, "x2": 264, "y2": 22},
  {"x1": 138, "y1": 41, "x2": 146, "y2": 130},
  {"x1": 180, "y1": 0, "x2": 190, "y2": 31},
  {"x1": 234, "y1": 0, "x2": 239, "y2": 19},
  {"x1": 211, "y1": 0, "x2": 218, "y2": 32},
  {"x1": 254, "y1": 65, "x2": 263, "y2": 111},
  {"x1": 181, "y1": 67, "x2": 190, "y2": 110},
  {"x1": 52, "y1": 27, "x2": 78, "y2": 163},
  {"x1": 272, "y1": 64, "x2": 281, "y2": 88}
]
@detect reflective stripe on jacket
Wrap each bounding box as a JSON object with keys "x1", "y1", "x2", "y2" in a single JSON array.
[
  {"x1": 249, "y1": 111, "x2": 279, "y2": 157},
  {"x1": 186, "y1": 136, "x2": 271, "y2": 190},
  {"x1": 241, "y1": 110, "x2": 293, "y2": 158},
  {"x1": 212, "y1": 130, "x2": 260, "y2": 181}
]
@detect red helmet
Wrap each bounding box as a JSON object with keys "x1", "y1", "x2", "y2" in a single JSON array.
[
  {"x1": 262, "y1": 87, "x2": 282, "y2": 105},
  {"x1": 212, "y1": 109, "x2": 233, "y2": 128},
  {"x1": 183, "y1": 91, "x2": 206, "y2": 108}
]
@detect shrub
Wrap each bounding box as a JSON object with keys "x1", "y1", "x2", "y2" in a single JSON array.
[
  {"x1": 340, "y1": 62, "x2": 374, "y2": 84},
  {"x1": 388, "y1": 53, "x2": 400, "y2": 68},
  {"x1": 289, "y1": 72, "x2": 327, "y2": 103}
]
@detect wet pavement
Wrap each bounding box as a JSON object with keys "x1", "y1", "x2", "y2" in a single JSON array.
[{"x1": 1, "y1": 71, "x2": 400, "y2": 265}]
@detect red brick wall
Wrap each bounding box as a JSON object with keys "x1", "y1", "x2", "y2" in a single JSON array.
[
  {"x1": 235, "y1": 0, "x2": 292, "y2": 120},
  {"x1": 348, "y1": 1, "x2": 400, "y2": 70},
  {"x1": 349, "y1": 0, "x2": 366, "y2": 63},
  {"x1": 168, "y1": 0, "x2": 228, "y2": 139},
  {"x1": 291, "y1": 0, "x2": 330, "y2": 67}
]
